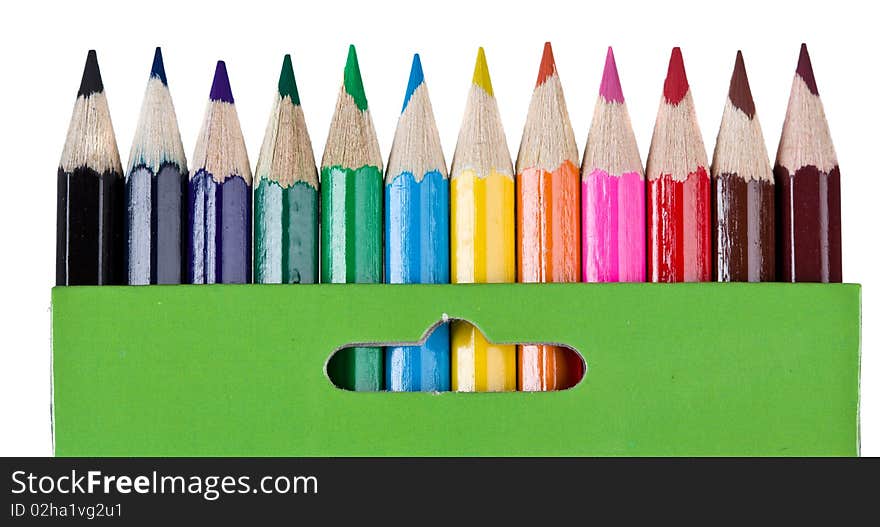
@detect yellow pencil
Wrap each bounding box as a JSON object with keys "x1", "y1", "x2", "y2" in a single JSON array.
[{"x1": 450, "y1": 48, "x2": 516, "y2": 392}]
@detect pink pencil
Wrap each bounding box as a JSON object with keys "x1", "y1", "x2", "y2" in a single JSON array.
[{"x1": 581, "y1": 47, "x2": 645, "y2": 282}]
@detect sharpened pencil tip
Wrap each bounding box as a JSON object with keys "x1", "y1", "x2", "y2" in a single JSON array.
[
  {"x1": 78, "y1": 50, "x2": 104, "y2": 97},
  {"x1": 344, "y1": 45, "x2": 368, "y2": 111},
  {"x1": 150, "y1": 47, "x2": 168, "y2": 86},
  {"x1": 402, "y1": 53, "x2": 425, "y2": 113},
  {"x1": 728, "y1": 51, "x2": 755, "y2": 118},
  {"x1": 535, "y1": 42, "x2": 556, "y2": 87},
  {"x1": 663, "y1": 47, "x2": 689, "y2": 105},
  {"x1": 278, "y1": 54, "x2": 300, "y2": 105},
  {"x1": 599, "y1": 46, "x2": 624, "y2": 103},
  {"x1": 472, "y1": 47, "x2": 494, "y2": 96},
  {"x1": 209, "y1": 60, "x2": 234, "y2": 103},
  {"x1": 796, "y1": 43, "x2": 819, "y2": 96}
]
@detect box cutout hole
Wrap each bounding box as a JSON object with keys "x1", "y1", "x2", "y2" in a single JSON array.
[{"x1": 326, "y1": 317, "x2": 585, "y2": 392}]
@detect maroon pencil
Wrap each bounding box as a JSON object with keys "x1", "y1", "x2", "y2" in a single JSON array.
[
  {"x1": 774, "y1": 44, "x2": 841, "y2": 282},
  {"x1": 712, "y1": 51, "x2": 775, "y2": 281}
]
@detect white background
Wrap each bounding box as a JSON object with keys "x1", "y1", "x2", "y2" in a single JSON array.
[{"x1": 0, "y1": 0, "x2": 876, "y2": 455}]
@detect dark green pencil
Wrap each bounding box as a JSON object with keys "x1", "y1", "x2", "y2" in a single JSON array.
[{"x1": 254, "y1": 54, "x2": 318, "y2": 284}]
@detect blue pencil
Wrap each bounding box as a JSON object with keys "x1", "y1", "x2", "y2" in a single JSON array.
[
  {"x1": 126, "y1": 48, "x2": 188, "y2": 285},
  {"x1": 188, "y1": 61, "x2": 252, "y2": 284},
  {"x1": 384, "y1": 54, "x2": 450, "y2": 391}
]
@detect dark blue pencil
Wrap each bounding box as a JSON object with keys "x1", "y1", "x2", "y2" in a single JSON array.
[{"x1": 126, "y1": 48, "x2": 188, "y2": 285}]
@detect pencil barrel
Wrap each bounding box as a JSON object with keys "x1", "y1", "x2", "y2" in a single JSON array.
[
  {"x1": 774, "y1": 165, "x2": 841, "y2": 282},
  {"x1": 327, "y1": 346, "x2": 384, "y2": 391},
  {"x1": 647, "y1": 169, "x2": 712, "y2": 282},
  {"x1": 712, "y1": 174, "x2": 775, "y2": 281},
  {"x1": 320, "y1": 166, "x2": 382, "y2": 284},
  {"x1": 516, "y1": 165, "x2": 580, "y2": 390},
  {"x1": 188, "y1": 173, "x2": 252, "y2": 284},
  {"x1": 254, "y1": 180, "x2": 318, "y2": 284},
  {"x1": 386, "y1": 325, "x2": 450, "y2": 392},
  {"x1": 384, "y1": 172, "x2": 450, "y2": 391},
  {"x1": 126, "y1": 165, "x2": 186, "y2": 285},
  {"x1": 321, "y1": 165, "x2": 383, "y2": 390},
  {"x1": 450, "y1": 321, "x2": 516, "y2": 392},
  {"x1": 581, "y1": 170, "x2": 646, "y2": 282},
  {"x1": 56, "y1": 168, "x2": 124, "y2": 285},
  {"x1": 450, "y1": 170, "x2": 516, "y2": 391},
  {"x1": 450, "y1": 172, "x2": 515, "y2": 284}
]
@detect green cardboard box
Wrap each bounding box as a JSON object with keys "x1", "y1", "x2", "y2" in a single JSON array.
[{"x1": 51, "y1": 283, "x2": 861, "y2": 456}]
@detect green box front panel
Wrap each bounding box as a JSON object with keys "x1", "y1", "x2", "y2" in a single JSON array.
[{"x1": 51, "y1": 283, "x2": 860, "y2": 456}]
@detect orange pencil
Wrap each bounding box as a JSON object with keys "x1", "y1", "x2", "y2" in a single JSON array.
[{"x1": 516, "y1": 43, "x2": 582, "y2": 391}]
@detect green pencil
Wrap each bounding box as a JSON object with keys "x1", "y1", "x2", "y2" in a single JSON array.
[
  {"x1": 322, "y1": 45, "x2": 383, "y2": 391},
  {"x1": 254, "y1": 55, "x2": 318, "y2": 284}
]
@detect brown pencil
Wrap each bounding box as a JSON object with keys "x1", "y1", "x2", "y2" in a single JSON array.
[
  {"x1": 774, "y1": 44, "x2": 841, "y2": 282},
  {"x1": 711, "y1": 51, "x2": 775, "y2": 282}
]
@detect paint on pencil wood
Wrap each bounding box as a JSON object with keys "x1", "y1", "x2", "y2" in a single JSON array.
[
  {"x1": 451, "y1": 323, "x2": 516, "y2": 392},
  {"x1": 188, "y1": 61, "x2": 252, "y2": 284},
  {"x1": 385, "y1": 54, "x2": 450, "y2": 391},
  {"x1": 450, "y1": 48, "x2": 516, "y2": 392},
  {"x1": 516, "y1": 43, "x2": 582, "y2": 391},
  {"x1": 254, "y1": 181, "x2": 318, "y2": 284},
  {"x1": 646, "y1": 48, "x2": 711, "y2": 282},
  {"x1": 321, "y1": 165, "x2": 383, "y2": 284},
  {"x1": 774, "y1": 44, "x2": 841, "y2": 282},
  {"x1": 254, "y1": 55, "x2": 318, "y2": 284},
  {"x1": 581, "y1": 47, "x2": 645, "y2": 283},
  {"x1": 386, "y1": 323, "x2": 450, "y2": 392},
  {"x1": 711, "y1": 52, "x2": 775, "y2": 282},
  {"x1": 126, "y1": 48, "x2": 188, "y2": 285},
  {"x1": 322, "y1": 45, "x2": 384, "y2": 391},
  {"x1": 57, "y1": 50, "x2": 124, "y2": 285},
  {"x1": 327, "y1": 346, "x2": 384, "y2": 392}
]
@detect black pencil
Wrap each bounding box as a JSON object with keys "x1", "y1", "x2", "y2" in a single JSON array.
[{"x1": 57, "y1": 50, "x2": 124, "y2": 285}]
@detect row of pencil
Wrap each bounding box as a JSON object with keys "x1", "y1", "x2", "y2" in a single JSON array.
[{"x1": 57, "y1": 43, "x2": 840, "y2": 391}]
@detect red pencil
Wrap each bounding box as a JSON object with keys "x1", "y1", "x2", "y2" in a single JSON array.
[{"x1": 646, "y1": 48, "x2": 711, "y2": 282}]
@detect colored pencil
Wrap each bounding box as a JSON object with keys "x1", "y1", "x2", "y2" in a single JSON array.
[
  {"x1": 582, "y1": 46, "x2": 645, "y2": 283},
  {"x1": 254, "y1": 54, "x2": 318, "y2": 284},
  {"x1": 189, "y1": 61, "x2": 252, "y2": 284},
  {"x1": 57, "y1": 50, "x2": 124, "y2": 285},
  {"x1": 712, "y1": 51, "x2": 775, "y2": 282},
  {"x1": 646, "y1": 47, "x2": 711, "y2": 282},
  {"x1": 516, "y1": 42, "x2": 582, "y2": 391},
  {"x1": 450, "y1": 48, "x2": 516, "y2": 392},
  {"x1": 384, "y1": 54, "x2": 450, "y2": 392},
  {"x1": 126, "y1": 48, "x2": 188, "y2": 285},
  {"x1": 774, "y1": 44, "x2": 841, "y2": 282},
  {"x1": 322, "y1": 45, "x2": 384, "y2": 391}
]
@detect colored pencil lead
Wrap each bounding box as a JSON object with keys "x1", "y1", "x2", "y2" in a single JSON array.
[
  {"x1": 599, "y1": 47, "x2": 625, "y2": 104},
  {"x1": 150, "y1": 47, "x2": 168, "y2": 86},
  {"x1": 663, "y1": 47, "x2": 689, "y2": 105}
]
